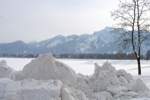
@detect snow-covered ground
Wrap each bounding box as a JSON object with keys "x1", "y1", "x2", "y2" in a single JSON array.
[
  {"x1": 1, "y1": 57, "x2": 150, "y2": 76},
  {"x1": 0, "y1": 58, "x2": 32, "y2": 71},
  {"x1": 58, "y1": 59, "x2": 150, "y2": 76}
]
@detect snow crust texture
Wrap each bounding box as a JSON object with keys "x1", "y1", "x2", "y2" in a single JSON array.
[{"x1": 0, "y1": 55, "x2": 150, "y2": 100}]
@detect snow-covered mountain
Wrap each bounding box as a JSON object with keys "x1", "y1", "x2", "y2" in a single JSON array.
[
  {"x1": 0, "y1": 27, "x2": 150, "y2": 55},
  {"x1": 34, "y1": 27, "x2": 121, "y2": 54}
]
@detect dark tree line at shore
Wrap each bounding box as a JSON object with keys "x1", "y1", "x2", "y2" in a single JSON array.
[
  {"x1": 54, "y1": 53, "x2": 145, "y2": 59},
  {"x1": 1, "y1": 52, "x2": 150, "y2": 60}
]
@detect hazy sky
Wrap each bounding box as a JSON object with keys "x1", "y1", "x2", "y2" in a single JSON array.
[{"x1": 0, "y1": 0, "x2": 119, "y2": 43}]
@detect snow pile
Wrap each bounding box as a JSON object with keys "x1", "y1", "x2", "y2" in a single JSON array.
[
  {"x1": 0, "y1": 55, "x2": 150, "y2": 100},
  {"x1": 13, "y1": 54, "x2": 77, "y2": 85},
  {"x1": 75, "y1": 62, "x2": 150, "y2": 100},
  {"x1": 0, "y1": 60, "x2": 13, "y2": 78}
]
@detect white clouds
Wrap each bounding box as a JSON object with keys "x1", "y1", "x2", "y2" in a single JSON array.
[{"x1": 0, "y1": 0, "x2": 118, "y2": 42}]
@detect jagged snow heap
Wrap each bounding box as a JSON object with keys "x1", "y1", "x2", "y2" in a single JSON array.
[
  {"x1": 84, "y1": 62, "x2": 149, "y2": 100},
  {"x1": 0, "y1": 55, "x2": 150, "y2": 100},
  {"x1": 13, "y1": 54, "x2": 77, "y2": 86}
]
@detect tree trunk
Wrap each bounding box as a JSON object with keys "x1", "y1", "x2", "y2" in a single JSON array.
[
  {"x1": 137, "y1": 57, "x2": 141, "y2": 75},
  {"x1": 136, "y1": 0, "x2": 142, "y2": 75}
]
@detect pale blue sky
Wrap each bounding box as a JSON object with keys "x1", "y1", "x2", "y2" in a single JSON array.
[{"x1": 0, "y1": 0, "x2": 119, "y2": 42}]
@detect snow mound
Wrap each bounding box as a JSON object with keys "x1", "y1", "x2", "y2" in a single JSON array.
[
  {"x1": 76, "y1": 62, "x2": 150, "y2": 100},
  {"x1": 0, "y1": 60, "x2": 13, "y2": 78},
  {"x1": 13, "y1": 54, "x2": 77, "y2": 85}
]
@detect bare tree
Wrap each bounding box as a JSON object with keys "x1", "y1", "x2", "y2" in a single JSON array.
[{"x1": 112, "y1": 0, "x2": 150, "y2": 75}]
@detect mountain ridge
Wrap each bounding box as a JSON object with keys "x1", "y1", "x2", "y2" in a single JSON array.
[{"x1": 0, "y1": 27, "x2": 150, "y2": 55}]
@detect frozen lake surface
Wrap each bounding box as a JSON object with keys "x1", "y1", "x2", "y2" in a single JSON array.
[
  {"x1": 1, "y1": 57, "x2": 150, "y2": 76},
  {"x1": 1, "y1": 57, "x2": 150, "y2": 86}
]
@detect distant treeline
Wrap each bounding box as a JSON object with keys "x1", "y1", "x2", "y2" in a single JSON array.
[
  {"x1": 0, "y1": 53, "x2": 38, "y2": 58},
  {"x1": 54, "y1": 53, "x2": 146, "y2": 60},
  {"x1": 0, "y1": 52, "x2": 149, "y2": 60}
]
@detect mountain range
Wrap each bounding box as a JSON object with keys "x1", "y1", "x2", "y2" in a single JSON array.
[{"x1": 0, "y1": 27, "x2": 150, "y2": 56}]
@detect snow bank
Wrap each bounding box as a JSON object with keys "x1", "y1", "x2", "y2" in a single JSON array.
[
  {"x1": 0, "y1": 60, "x2": 13, "y2": 78},
  {"x1": 0, "y1": 55, "x2": 150, "y2": 100}
]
